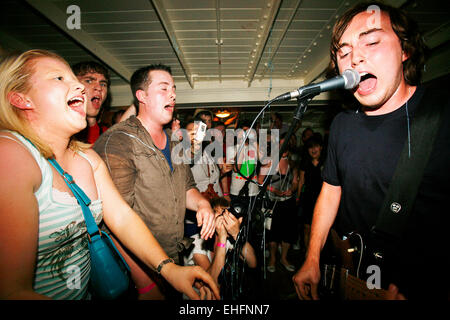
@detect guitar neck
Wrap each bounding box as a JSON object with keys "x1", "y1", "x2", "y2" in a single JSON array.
[
  {"x1": 340, "y1": 269, "x2": 388, "y2": 300},
  {"x1": 321, "y1": 230, "x2": 389, "y2": 300}
]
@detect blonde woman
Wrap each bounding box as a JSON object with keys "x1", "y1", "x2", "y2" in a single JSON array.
[{"x1": 0, "y1": 50, "x2": 218, "y2": 300}]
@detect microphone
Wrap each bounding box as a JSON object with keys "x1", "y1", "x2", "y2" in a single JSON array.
[{"x1": 273, "y1": 69, "x2": 360, "y2": 102}]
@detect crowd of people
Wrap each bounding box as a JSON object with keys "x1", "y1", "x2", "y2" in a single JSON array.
[{"x1": 0, "y1": 1, "x2": 448, "y2": 301}]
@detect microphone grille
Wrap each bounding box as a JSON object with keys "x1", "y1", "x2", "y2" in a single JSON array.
[{"x1": 343, "y1": 69, "x2": 360, "y2": 89}]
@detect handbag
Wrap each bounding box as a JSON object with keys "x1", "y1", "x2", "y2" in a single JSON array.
[{"x1": 48, "y1": 158, "x2": 130, "y2": 300}]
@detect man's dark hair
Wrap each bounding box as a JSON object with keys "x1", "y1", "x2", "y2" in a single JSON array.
[
  {"x1": 238, "y1": 119, "x2": 252, "y2": 129},
  {"x1": 210, "y1": 197, "x2": 231, "y2": 210},
  {"x1": 305, "y1": 133, "x2": 323, "y2": 150},
  {"x1": 329, "y1": 1, "x2": 428, "y2": 85},
  {"x1": 72, "y1": 61, "x2": 111, "y2": 87},
  {"x1": 130, "y1": 64, "x2": 172, "y2": 109},
  {"x1": 194, "y1": 110, "x2": 213, "y2": 122},
  {"x1": 301, "y1": 127, "x2": 314, "y2": 140}
]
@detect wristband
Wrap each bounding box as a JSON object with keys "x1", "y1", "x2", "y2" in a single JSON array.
[
  {"x1": 216, "y1": 242, "x2": 226, "y2": 248},
  {"x1": 223, "y1": 193, "x2": 230, "y2": 196},
  {"x1": 137, "y1": 282, "x2": 156, "y2": 294},
  {"x1": 156, "y1": 258, "x2": 175, "y2": 275}
]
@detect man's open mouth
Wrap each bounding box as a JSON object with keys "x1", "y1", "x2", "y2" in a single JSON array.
[
  {"x1": 91, "y1": 96, "x2": 102, "y2": 108},
  {"x1": 357, "y1": 72, "x2": 377, "y2": 95}
]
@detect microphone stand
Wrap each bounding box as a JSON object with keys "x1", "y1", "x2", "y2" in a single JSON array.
[
  {"x1": 256, "y1": 94, "x2": 314, "y2": 203},
  {"x1": 255, "y1": 93, "x2": 315, "y2": 282},
  {"x1": 223, "y1": 92, "x2": 316, "y2": 298}
]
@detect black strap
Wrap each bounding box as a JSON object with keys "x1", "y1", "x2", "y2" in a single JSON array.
[{"x1": 372, "y1": 87, "x2": 445, "y2": 240}]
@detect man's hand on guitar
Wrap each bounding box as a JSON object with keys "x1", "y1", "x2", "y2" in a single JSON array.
[
  {"x1": 292, "y1": 259, "x2": 321, "y2": 300},
  {"x1": 386, "y1": 284, "x2": 406, "y2": 300}
]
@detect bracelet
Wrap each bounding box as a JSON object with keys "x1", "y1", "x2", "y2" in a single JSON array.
[
  {"x1": 216, "y1": 242, "x2": 226, "y2": 248},
  {"x1": 137, "y1": 282, "x2": 156, "y2": 294},
  {"x1": 223, "y1": 193, "x2": 230, "y2": 196},
  {"x1": 156, "y1": 258, "x2": 175, "y2": 275}
]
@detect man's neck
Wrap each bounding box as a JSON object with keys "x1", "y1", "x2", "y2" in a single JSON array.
[
  {"x1": 136, "y1": 114, "x2": 167, "y2": 149},
  {"x1": 363, "y1": 84, "x2": 417, "y2": 116}
]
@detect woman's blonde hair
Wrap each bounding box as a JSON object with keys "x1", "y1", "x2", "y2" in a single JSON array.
[{"x1": 0, "y1": 49, "x2": 86, "y2": 158}]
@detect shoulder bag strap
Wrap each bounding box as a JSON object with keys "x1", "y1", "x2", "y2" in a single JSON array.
[
  {"x1": 48, "y1": 158, "x2": 100, "y2": 237},
  {"x1": 372, "y1": 87, "x2": 445, "y2": 240}
]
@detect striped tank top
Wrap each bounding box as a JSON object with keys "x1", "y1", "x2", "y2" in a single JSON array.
[{"x1": 4, "y1": 132, "x2": 103, "y2": 299}]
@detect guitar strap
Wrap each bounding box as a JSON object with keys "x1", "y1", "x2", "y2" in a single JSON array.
[{"x1": 371, "y1": 84, "x2": 445, "y2": 241}]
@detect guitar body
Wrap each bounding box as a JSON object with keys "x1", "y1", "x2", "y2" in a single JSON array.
[{"x1": 319, "y1": 229, "x2": 390, "y2": 300}]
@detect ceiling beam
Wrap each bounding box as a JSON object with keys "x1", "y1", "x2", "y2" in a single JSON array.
[
  {"x1": 25, "y1": 0, "x2": 133, "y2": 82},
  {"x1": 246, "y1": 0, "x2": 282, "y2": 87},
  {"x1": 302, "y1": 54, "x2": 330, "y2": 84},
  {"x1": 424, "y1": 22, "x2": 450, "y2": 49},
  {"x1": 0, "y1": 28, "x2": 30, "y2": 53},
  {"x1": 215, "y1": 0, "x2": 222, "y2": 83},
  {"x1": 259, "y1": 0, "x2": 303, "y2": 80},
  {"x1": 150, "y1": 0, "x2": 194, "y2": 88},
  {"x1": 288, "y1": 0, "x2": 356, "y2": 85}
]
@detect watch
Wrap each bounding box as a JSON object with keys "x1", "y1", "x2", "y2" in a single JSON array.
[{"x1": 156, "y1": 258, "x2": 175, "y2": 275}]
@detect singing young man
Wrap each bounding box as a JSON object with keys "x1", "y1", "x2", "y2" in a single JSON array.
[
  {"x1": 293, "y1": 2, "x2": 449, "y2": 300},
  {"x1": 93, "y1": 64, "x2": 216, "y2": 299}
]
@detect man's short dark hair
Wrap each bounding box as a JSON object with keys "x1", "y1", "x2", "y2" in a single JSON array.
[
  {"x1": 72, "y1": 61, "x2": 111, "y2": 87},
  {"x1": 238, "y1": 119, "x2": 252, "y2": 129},
  {"x1": 130, "y1": 64, "x2": 172, "y2": 109},
  {"x1": 305, "y1": 134, "x2": 323, "y2": 150},
  {"x1": 194, "y1": 110, "x2": 213, "y2": 122},
  {"x1": 329, "y1": 1, "x2": 428, "y2": 85},
  {"x1": 302, "y1": 127, "x2": 314, "y2": 139}
]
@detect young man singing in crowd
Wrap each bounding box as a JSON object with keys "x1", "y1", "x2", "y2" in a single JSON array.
[{"x1": 293, "y1": 2, "x2": 449, "y2": 300}]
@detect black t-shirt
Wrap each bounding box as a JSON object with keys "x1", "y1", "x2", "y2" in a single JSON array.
[{"x1": 322, "y1": 81, "x2": 450, "y2": 299}]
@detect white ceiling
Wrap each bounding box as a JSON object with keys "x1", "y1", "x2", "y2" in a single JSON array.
[{"x1": 1, "y1": 0, "x2": 449, "y2": 114}]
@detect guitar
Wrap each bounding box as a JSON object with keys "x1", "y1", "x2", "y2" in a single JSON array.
[{"x1": 319, "y1": 229, "x2": 390, "y2": 300}]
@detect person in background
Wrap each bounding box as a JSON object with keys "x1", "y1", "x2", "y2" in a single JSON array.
[
  {"x1": 228, "y1": 120, "x2": 260, "y2": 200},
  {"x1": 212, "y1": 121, "x2": 232, "y2": 202},
  {"x1": 183, "y1": 120, "x2": 226, "y2": 239},
  {"x1": 0, "y1": 49, "x2": 219, "y2": 300},
  {"x1": 194, "y1": 109, "x2": 213, "y2": 129},
  {"x1": 184, "y1": 197, "x2": 257, "y2": 286},
  {"x1": 296, "y1": 135, "x2": 325, "y2": 251},
  {"x1": 298, "y1": 127, "x2": 314, "y2": 163},
  {"x1": 165, "y1": 110, "x2": 183, "y2": 141},
  {"x1": 72, "y1": 61, "x2": 110, "y2": 144},
  {"x1": 270, "y1": 112, "x2": 289, "y2": 135},
  {"x1": 260, "y1": 133, "x2": 299, "y2": 273}
]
